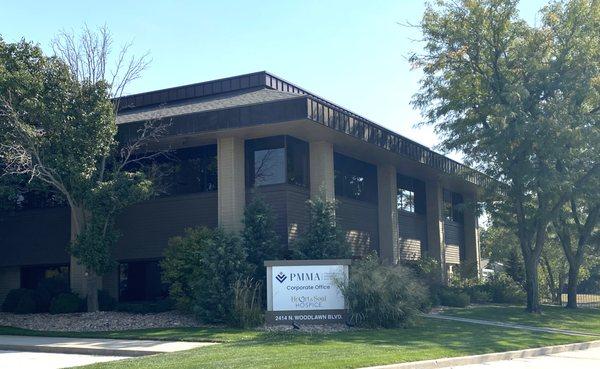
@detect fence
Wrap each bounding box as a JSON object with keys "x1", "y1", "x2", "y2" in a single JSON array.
[{"x1": 543, "y1": 293, "x2": 600, "y2": 309}]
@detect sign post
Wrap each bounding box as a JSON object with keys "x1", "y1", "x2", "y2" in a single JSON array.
[{"x1": 264, "y1": 259, "x2": 350, "y2": 325}]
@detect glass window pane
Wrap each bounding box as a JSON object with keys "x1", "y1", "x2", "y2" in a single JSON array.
[
  {"x1": 254, "y1": 148, "x2": 286, "y2": 186},
  {"x1": 286, "y1": 137, "x2": 308, "y2": 187},
  {"x1": 397, "y1": 189, "x2": 415, "y2": 212}
]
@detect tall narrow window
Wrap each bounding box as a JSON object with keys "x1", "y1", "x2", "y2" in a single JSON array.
[
  {"x1": 397, "y1": 174, "x2": 426, "y2": 214},
  {"x1": 334, "y1": 153, "x2": 377, "y2": 203},
  {"x1": 397, "y1": 188, "x2": 415, "y2": 212},
  {"x1": 443, "y1": 189, "x2": 464, "y2": 222}
]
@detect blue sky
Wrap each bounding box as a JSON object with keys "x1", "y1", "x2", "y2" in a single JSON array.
[{"x1": 1, "y1": 0, "x2": 548, "y2": 161}]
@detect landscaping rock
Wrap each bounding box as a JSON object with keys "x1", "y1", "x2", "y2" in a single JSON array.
[{"x1": 0, "y1": 311, "x2": 202, "y2": 332}]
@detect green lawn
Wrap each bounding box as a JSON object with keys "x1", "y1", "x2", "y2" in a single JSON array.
[
  {"x1": 59, "y1": 318, "x2": 595, "y2": 369},
  {"x1": 440, "y1": 305, "x2": 600, "y2": 335}
]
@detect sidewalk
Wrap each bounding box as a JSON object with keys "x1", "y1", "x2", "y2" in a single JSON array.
[
  {"x1": 426, "y1": 314, "x2": 600, "y2": 337},
  {"x1": 0, "y1": 335, "x2": 217, "y2": 357}
]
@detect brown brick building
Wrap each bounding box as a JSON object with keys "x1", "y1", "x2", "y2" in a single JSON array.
[{"x1": 0, "y1": 72, "x2": 483, "y2": 304}]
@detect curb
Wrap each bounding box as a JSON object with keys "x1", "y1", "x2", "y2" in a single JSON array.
[
  {"x1": 358, "y1": 339, "x2": 600, "y2": 369},
  {"x1": 0, "y1": 342, "x2": 161, "y2": 356}
]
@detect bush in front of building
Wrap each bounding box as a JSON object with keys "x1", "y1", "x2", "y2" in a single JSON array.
[
  {"x1": 340, "y1": 253, "x2": 429, "y2": 328},
  {"x1": 49, "y1": 292, "x2": 84, "y2": 314},
  {"x1": 463, "y1": 284, "x2": 492, "y2": 304},
  {"x1": 162, "y1": 226, "x2": 251, "y2": 323},
  {"x1": 437, "y1": 287, "x2": 471, "y2": 307},
  {"x1": 484, "y1": 273, "x2": 527, "y2": 304},
  {"x1": 1, "y1": 289, "x2": 38, "y2": 314},
  {"x1": 293, "y1": 194, "x2": 352, "y2": 260},
  {"x1": 33, "y1": 275, "x2": 70, "y2": 312}
]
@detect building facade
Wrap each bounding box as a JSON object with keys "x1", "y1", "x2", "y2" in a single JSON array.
[{"x1": 0, "y1": 72, "x2": 484, "y2": 304}]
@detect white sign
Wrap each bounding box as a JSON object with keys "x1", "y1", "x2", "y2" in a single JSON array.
[{"x1": 271, "y1": 264, "x2": 347, "y2": 311}]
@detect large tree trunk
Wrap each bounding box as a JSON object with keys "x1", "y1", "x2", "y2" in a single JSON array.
[
  {"x1": 70, "y1": 205, "x2": 100, "y2": 312},
  {"x1": 524, "y1": 253, "x2": 541, "y2": 312},
  {"x1": 566, "y1": 263, "x2": 580, "y2": 309}
]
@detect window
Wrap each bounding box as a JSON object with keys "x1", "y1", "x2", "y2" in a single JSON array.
[
  {"x1": 334, "y1": 153, "x2": 377, "y2": 203},
  {"x1": 119, "y1": 260, "x2": 168, "y2": 302},
  {"x1": 397, "y1": 189, "x2": 415, "y2": 212},
  {"x1": 246, "y1": 136, "x2": 309, "y2": 188},
  {"x1": 254, "y1": 148, "x2": 286, "y2": 186},
  {"x1": 443, "y1": 189, "x2": 464, "y2": 223},
  {"x1": 126, "y1": 145, "x2": 218, "y2": 196},
  {"x1": 397, "y1": 174, "x2": 426, "y2": 214},
  {"x1": 21, "y1": 264, "x2": 69, "y2": 290}
]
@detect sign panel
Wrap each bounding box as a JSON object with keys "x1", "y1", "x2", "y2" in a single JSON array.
[
  {"x1": 265, "y1": 259, "x2": 350, "y2": 325},
  {"x1": 271, "y1": 265, "x2": 345, "y2": 311}
]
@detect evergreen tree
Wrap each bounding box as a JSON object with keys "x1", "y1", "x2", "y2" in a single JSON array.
[
  {"x1": 294, "y1": 194, "x2": 352, "y2": 259},
  {"x1": 241, "y1": 196, "x2": 281, "y2": 281}
]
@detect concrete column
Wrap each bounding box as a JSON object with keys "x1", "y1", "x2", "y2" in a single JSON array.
[
  {"x1": 217, "y1": 136, "x2": 246, "y2": 232},
  {"x1": 309, "y1": 141, "x2": 335, "y2": 200},
  {"x1": 377, "y1": 165, "x2": 399, "y2": 264},
  {"x1": 0, "y1": 266, "x2": 20, "y2": 306},
  {"x1": 463, "y1": 193, "x2": 481, "y2": 278},
  {"x1": 425, "y1": 180, "x2": 446, "y2": 282},
  {"x1": 102, "y1": 268, "x2": 120, "y2": 300}
]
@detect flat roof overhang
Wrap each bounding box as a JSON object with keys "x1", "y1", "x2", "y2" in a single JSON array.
[{"x1": 117, "y1": 94, "x2": 485, "y2": 195}]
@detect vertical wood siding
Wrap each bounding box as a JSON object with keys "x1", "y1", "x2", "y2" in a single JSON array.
[
  {"x1": 336, "y1": 198, "x2": 379, "y2": 256},
  {"x1": 0, "y1": 207, "x2": 70, "y2": 267},
  {"x1": 114, "y1": 192, "x2": 218, "y2": 260},
  {"x1": 444, "y1": 220, "x2": 464, "y2": 264},
  {"x1": 398, "y1": 212, "x2": 427, "y2": 261}
]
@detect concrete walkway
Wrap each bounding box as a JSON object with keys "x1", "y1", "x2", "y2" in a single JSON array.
[
  {"x1": 426, "y1": 314, "x2": 600, "y2": 337},
  {"x1": 0, "y1": 335, "x2": 217, "y2": 357},
  {"x1": 0, "y1": 350, "x2": 127, "y2": 369}
]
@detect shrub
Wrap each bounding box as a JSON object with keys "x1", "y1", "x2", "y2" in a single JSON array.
[
  {"x1": 339, "y1": 254, "x2": 429, "y2": 328},
  {"x1": 116, "y1": 299, "x2": 174, "y2": 314},
  {"x1": 98, "y1": 290, "x2": 117, "y2": 311},
  {"x1": 294, "y1": 194, "x2": 352, "y2": 259},
  {"x1": 33, "y1": 276, "x2": 70, "y2": 312},
  {"x1": 162, "y1": 227, "x2": 250, "y2": 323},
  {"x1": 438, "y1": 287, "x2": 471, "y2": 307},
  {"x1": 162, "y1": 227, "x2": 214, "y2": 311},
  {"x1": 230, "y1": 278, "x2": 263, "y2": 328},
  {"x1": 2, "y1": 289, "x2": 39, "y2": 314},
  {"x1": 485, "y1": 273, "x2": 527, "y2": 304},
  {"x1": 404, "y1": 257, "x2": 443, "y2": 307},
  {"x1": 465, "y1": 285, "x2": 492, "y2": 304},
  {"x1": 49, "y1": 293, "x2": 83, "y2": 314}
]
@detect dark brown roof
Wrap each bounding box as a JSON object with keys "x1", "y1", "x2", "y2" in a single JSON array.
[
  {"x1": 117, "y1": 87, "x2": 301, "y2": 124},
  {"x1": 117, "y1": 72, "x2": 489, "y2": 187}
]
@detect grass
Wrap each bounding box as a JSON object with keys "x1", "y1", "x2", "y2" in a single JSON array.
[
  {"x1": 55, "y1": 318, "x2": 596, "y2": 369},
  {"x1": 441, "y1": 305, "x2": 600, "y2": 335}
]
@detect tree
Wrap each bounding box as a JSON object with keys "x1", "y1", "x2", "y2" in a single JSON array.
[
  {"x1": 412, "y1": 0, "x2": 600, "y2": 312},
  {"x1": 553, "y1": 192, "x2": 600, "y2": 308},
  {"x1": 241, "y1": 195, "x2": 281, "y2": 283},
  {"x1": 0, "y1": 28, "x2": 162, "y2": 311},
  {"x1": 294, "y1": 194, "x2": 352, "y2": 259}
]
